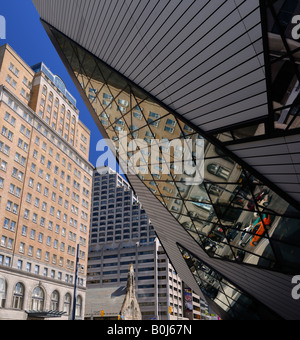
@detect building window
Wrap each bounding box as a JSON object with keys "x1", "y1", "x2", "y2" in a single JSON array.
[
  {"x1": 31, "y1": 287, "x2": 44, "y2": 311},
  {"x1": 207, "y1": 163, "x2": 230, "y2": 180},
  {"x1": 0, "y1": 277, "x2": 6, "y2": 308},
  {"x1": 64, "y1": 293, "x2": 72, "y2": 315},
  {"x1": 51, "y1": 290, "x2": 60, "y2": 310},
  {"x1": 164, "y1": 125, "x2": 174, "y2": 134},
  {"x1": 75, "y1": 295, "x2": 82, "y2": 317},
  {"x1": 12, "y1": 283, "x2": 24, "y2": 310},
  {"x1": 0, "y1": 278, "x2": 6, "y2": 307}
]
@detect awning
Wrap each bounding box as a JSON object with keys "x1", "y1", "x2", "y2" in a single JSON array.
[{"x1": 25, "y1": 310, "x2": 66, "y2": 319}]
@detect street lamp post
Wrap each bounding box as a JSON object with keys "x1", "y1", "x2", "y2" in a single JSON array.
[{"x1": 72, "y1": 244, "x2": 80, "y2": 320}]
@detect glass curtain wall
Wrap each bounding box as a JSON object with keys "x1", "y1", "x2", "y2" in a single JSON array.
[{"x1": 178, "y1": 245, "x2": 282, "y2": 320}]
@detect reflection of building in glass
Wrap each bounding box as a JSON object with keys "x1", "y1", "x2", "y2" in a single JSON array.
[
  {"x1": 179, "y1": 246, "x2": 281, "y2": 320},
  {"x1": 183, "y1": 284, "x2": 205, "y2": 320},
  {"x1": 33, "y1": 0, "x2": 300, "y2": 320}
]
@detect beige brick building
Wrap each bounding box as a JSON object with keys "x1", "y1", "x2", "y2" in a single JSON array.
[{"x1": 0, "y1": 44, "x2": 93, "y2": 320}]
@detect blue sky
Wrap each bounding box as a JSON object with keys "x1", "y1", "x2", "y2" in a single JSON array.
[{"x1": 0, "y1": 0, "x2": 107, "y2": 168}]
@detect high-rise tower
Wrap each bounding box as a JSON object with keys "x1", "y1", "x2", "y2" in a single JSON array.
[{"x1": 87, "y1": 166, "x2": 189, "y2": 320}]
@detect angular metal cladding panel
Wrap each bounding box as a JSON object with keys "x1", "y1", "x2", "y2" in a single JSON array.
[
  {"x1": 189, "y1": 94, "x2": 268, "y2": 127},
  {"x1": 197, "y1": 106, "x2": 268, "y2": 131},
  {"x1": 120, "y1": 1, "x2": 188, "y2": 73},
  {"x1": 32, "y1": 0, "x2": 267, "y2": 132},
  {"x1": 144, "y1": 11, "x2": 261, "y2": 90},
  {"x1": 245, "y1": 155, "x2": 297, "y2": 166},
  {"x1": 227, "y1": 137, "x2": 300, "y2": 202},
  {"x1": 171, "y1": 67, "x2": 266, "y2": 113},
  {"x1": 179, "y1": 80, "x2": 267, "y2": 118},
  {"x1": 131, "y1": 1, "x2": 242, "y2": 85},
  {"x1": 228, "y1": 139, "x2": 291, "y2": 156}
]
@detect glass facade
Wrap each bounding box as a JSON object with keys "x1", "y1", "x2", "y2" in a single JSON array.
[
  {"x1": 178, "y1": 245, "x2": 282, "y2": 320},
  {"x1": 48, "y1": 26, "x2": 300, "y2": 280}
]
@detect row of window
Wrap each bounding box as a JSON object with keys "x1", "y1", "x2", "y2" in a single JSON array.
[
  {"x1": 22, "y1": 196, "x2": 88, "y2": 222},
  {"x1": 3, "y1": 209, "x2": 87, "y2": 236},
  {"x1": 91, "y1": 230, "x2": 152, "y2": 238},
  {"x1": 0, "y1": 236, "x2": 85, "y2": 265},
  {"x1": 0, "y1": 122, "x2": 90, "y2": 215},
  {"x1": 0, "y1": 277, "x2": 82, "y2": 317},
  {"x1": 40, "y1": 85, "x2": 77, "y2": 146},
  {"x1": 32, "y1": 134, "x2": 87, "y2": 187},
  {"x1": 27, "y1": 170, "x2": 87, "y2": 207},
  {"x1": 91, "y1": 224, "x2": 150, "y2": 232},
  {"x1": 104, "y1": 108, "x2": 177, "y2": 134},
  {"x1": 89, "y1": 273, "x2": 168, "y2": 286},
  {"x1": 6, "y1": 74, "x2": 18, "y2": 90},
  {"x1": 5, "y1": 94, "x2": 93, "y2": 178},
  {"x1": 1, "y1": 183, "x2": 89, "y2": 233},
  {"x1": 0, "y1": 255, "x2": 84, "y2": 285},
  {"x1": 6, "y1": 71, "x2": 31, "y2": 102},
  {"x1": 91, "y1": 236, "x2": 155, "y2": 244},
  {"x1": 4, "y1": 159, "x2": 89, "y2": 215},
  {"x1": 41, "y1": 88, "x2": 76, "y2": 122},
  {"x1": 8, "y1": 63, "x2": 32, "y2": 87}
]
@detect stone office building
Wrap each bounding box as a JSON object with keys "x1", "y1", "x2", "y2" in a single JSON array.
[{"x1": 0, "y1": 44, "x2": 93, "y2": 320}]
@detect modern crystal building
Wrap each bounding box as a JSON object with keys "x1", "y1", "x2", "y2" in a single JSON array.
[{"x1": 32, "y1": 0, "x2": 300, "y2": 320}]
